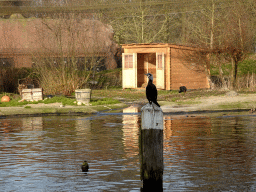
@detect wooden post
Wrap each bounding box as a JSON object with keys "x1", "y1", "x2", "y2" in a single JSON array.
[{"x1": 140, "y1": 103, "x2": 163, "y2": 191}]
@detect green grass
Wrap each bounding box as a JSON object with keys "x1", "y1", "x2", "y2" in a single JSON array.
[
  {"x1": 0, "y1": 96, "x2": 76, "y2": 107},
  {"x1": 171, "y1": 97, "x2": 179, "y2": 102},
  {"x1": 0, "y1": 94, "x2": 120, "y2": 107},
  {"x1": 217, "y1": 101, "x2": 251, "y2": 109},
  {"x1": 90, "y1": 98, "x2": 120, "y2": 106},
  {"x1": 158, "y1": 90, "x2": 178, "y2": 95},
  {"x1": 1, "y1": 88, "x2": 253, "y2": 109},
  {"x1": 0, "y1": 99, "x2": 31, "y2": 107},
  {"x1": 43, "y1": 96, "x2": 76, "y2": 106},
  {"x1": 0, "y1": 89, "x2": 227, "y2": 107},
  {"x1": 91, "y1": 89, "x2": 145, "y2": 100}
]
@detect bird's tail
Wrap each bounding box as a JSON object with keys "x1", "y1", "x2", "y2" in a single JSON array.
[{"x1": 153, "y1": 101, "x2": 160, "y2": 107}]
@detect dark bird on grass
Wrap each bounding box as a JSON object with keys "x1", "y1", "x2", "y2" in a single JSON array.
[
  {"x1": 145, "y1": 73, "x2": 160, "y2": 107},
  {"x1": 81, "y1": 161, "x2": 89, "y2": 172},
  {"x1": 179, "y1": 86, "x2": 187, "y2": 94}
]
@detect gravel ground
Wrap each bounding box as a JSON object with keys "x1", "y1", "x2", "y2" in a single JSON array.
[{"x1": 161, "y1": 93, "x2": 256, "y2": 113}]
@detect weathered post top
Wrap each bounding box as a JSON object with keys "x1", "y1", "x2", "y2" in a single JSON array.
[
  {"x1": 140, "y1": 103, "x2": 164, "y2": 191},
  {"x1": 141, "y1": 103, "x2": 163, "y2": 130}
]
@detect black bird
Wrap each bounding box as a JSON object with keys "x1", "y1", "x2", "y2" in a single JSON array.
[
  {"x1": 145, "y1": 73, "x2": 160, "y2": 107},
  {"x1": 179, "y1": 86, "x2": 187, "y2": 94}
]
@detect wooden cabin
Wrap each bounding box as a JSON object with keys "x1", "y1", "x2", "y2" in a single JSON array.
[{"x1": 122, "y1": 43, "x2": 210, "y2": 90}]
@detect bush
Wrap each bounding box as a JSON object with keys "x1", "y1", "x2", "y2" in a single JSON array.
[{"x1": 238, "y1": 59, "x2": 256, "y2": 75}]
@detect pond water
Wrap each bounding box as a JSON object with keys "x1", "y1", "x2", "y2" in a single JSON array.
[{"x1": 1, "y1": 106, "x2": 256, "y2": 191}]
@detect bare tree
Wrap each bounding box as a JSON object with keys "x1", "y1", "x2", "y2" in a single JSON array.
[
  {"x1": 213, "y1": 0, "x2": 255, "y2": 88},
  {"x1": 183, "y1": 0, "x2": 255, "y2": 89},
  {"x1": 32, "y1": 14, "x2": 117, "y2": 95},
  {"x1": 101, "y1": 0, "x2": 175, "y2": 44}
]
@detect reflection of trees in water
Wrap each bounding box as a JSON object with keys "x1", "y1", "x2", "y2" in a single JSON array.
[
  {"x1": 122, "y1": 106, "x2": 140, "y2": 158},
  {"x1": 163, "y1": 115, "x2": 255, "y2": 191}
]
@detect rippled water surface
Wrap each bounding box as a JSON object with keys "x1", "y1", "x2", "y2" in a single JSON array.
[{"x1": 1, "y1": 108, "x2": 256, "y2": 191}]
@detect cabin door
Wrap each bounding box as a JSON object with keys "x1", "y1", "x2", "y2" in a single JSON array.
[
  {"x1": 156, "y1": 52, "x2": 165, "y2": 89},
  {"x1": 122, "y1": 53, "x2": 137, "y2": 88}
]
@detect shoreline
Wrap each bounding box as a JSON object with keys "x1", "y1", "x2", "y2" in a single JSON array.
[
  {"x1": 0, "y1": 103, "x2": 128, "y2": 118},
  {"x1": 0, "y1": 92, "x2": 256, "y2": 118},
  {"x1": 1, "y1": 102, "x2": 255, "y2": 120},
  {"x1": 0, "y1": 107, "x2": 252, "y2": 119}
]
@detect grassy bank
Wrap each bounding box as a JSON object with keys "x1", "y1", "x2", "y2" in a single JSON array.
[
  {"x1": 0, "y1": 103, "x2": 127, "y2": 116},
  {"x1": 91, "y1": 88, "x2": 228, "y2": 103},
  {"x1": 1, "y1": 89, "x2": 255, "y2": 107},
  {"x1": 1, "y1": 89, "x2": 256, "y2": 117},
  {"x1": 0, "y1": 93, "x2": 120, "y2": 107}
]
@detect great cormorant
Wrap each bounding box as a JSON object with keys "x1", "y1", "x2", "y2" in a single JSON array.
[{"x1": 145, "y1": 73, "x2": 160, "y2": 107}]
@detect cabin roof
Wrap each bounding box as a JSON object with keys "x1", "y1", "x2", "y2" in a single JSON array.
[{"x1": 121, "y1": 43, "x2": 207, "y2": 52}]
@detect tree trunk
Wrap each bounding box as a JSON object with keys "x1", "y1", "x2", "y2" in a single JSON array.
[
  {"x1": 231, "y1": 57, "x2": 238, "y2": 89},
  {"x1": 230, "y1": 58, "x2": 235, "y2": 90}
]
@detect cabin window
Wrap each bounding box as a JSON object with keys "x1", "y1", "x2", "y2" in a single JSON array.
[
  {"x1": 157, "y1": 54, "x2": 163, "y2": 69},
  {"x1": 124, "y1": 55, "x2": 133, "y2": 68}
]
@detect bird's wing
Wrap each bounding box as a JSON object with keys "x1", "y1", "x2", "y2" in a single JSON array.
[{"x1": 152, "y1": 84, "x2": 157, "y2": 99}]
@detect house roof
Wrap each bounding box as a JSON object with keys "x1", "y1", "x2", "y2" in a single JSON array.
[{"x1": 0, "y1": 16, "x2": 116, "y2": 56}]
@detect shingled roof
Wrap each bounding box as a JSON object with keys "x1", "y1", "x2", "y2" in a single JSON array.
[{"x1": 0, "y1": 15, "x2": 117, "y2": 57}]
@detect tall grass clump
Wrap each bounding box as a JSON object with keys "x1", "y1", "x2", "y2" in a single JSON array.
[{"x1": 33, "y1": 57, "x2": 85, "y2": 96}]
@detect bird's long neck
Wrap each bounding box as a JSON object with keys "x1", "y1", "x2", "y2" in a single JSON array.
[{"x1": 148, "y1": 79, "x2": 153, "y2": 84}]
